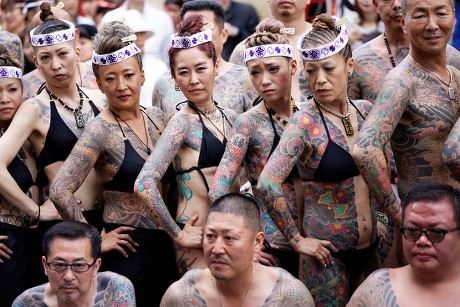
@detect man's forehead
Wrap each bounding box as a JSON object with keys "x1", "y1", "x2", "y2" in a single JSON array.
[{"x1": 206, "y1": 212, "x2": 245, "y2": 229}]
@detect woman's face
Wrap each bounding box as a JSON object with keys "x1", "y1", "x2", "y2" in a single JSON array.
[
  {"x1": 0, "y1": 77, "x2": 23, "y2": 126},
  {"x1": 304, "y1": 53, "x2": 354, "y2": 104},
  {"x1": 34, "y1": 42, "x2": 80, "y2": 89},
  {"x1": 356, "y1": 0, "x2": 375, "y2": 13},
  {"x1": 78, "y1": 37, "x2": 94, "y2": 62},
  {"x1": 96, "y1": 56, "x2": 144, "y2": 112},
  {"x1": 247, "y1": 56, "x2": 296, "y2": 104},
  {"x1": 3, "y1": 3, "x2": 25, "y2": 33},
  {"x1": 172, "y1": 47, "x2": 217, "y2": 105}
]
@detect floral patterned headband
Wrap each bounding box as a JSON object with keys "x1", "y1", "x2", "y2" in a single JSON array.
[
  {"x1": 0, "y1": 66, "x2": 22, "y2": 79},
  {"x1": 92, "y1": 43, "x2": 141, "y2": 66},
  {"x1": 170, "y1": 29, "x2": 212, "y2": 49},
  {"x1": 297, "y1": 16, "x2": 349, "y2": 61},
  {"x1": 244, "y1": 44, "x2": 294, "y2": 63},
  {"x1": 30, "y1": 19, "x2": 76, "y2": 47}
]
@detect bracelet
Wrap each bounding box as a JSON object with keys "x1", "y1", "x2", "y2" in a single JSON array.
[
  {"x1": 376, "y1": 211, "x2": 389, "y2": 226},
  {"x1": 30, "y1": 205, "x2": 40, "y2": 228}
]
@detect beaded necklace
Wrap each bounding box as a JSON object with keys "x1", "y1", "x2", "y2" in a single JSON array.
[
  {"x1": 383, "y1": 32, "x2": 396, "y2": 68},
  {"x1": 45, "y1": 84, "x2": 89, "y2": 128},
  {"x1": 313, "y1": 95, "x2": 354, "y2": 136},
  {"x1": 263, "y1": 97, "x2": 298, "y2": 126}
]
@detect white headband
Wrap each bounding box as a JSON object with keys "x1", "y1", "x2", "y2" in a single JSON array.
[
  {"x1": 244, "y1": 44, "x2": 294, "y2": 63},
  {"x1": 297, "y1": 16, "x2": 349, "y2": 61},
  {"x1": 170, "y1": 29, "x2": 212, "y2": 49},
  {"x1": 0, "y1": 66, "x2": 22, "y2": 79},
  {"x1": 29, "y1": 19, "x2": 76, "y2": 47},
  {"x1": 92, "y1": 43, "x2": 141, "y2": 66}
]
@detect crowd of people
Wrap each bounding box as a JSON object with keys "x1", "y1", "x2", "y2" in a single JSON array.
[{"x1": 1, "y1": 0, "x2": 460, "y2": 306}]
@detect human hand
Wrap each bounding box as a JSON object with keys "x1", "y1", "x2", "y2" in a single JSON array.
[
  {"x1": 173, "y1": 214, "x2": 203, "y2": 248},
  {"x1": 253, "y1": 242, "x2": 279, "y2": 266},
  {"x1": 39, "y1": 200, "x2": 62, "y2": 221},
  {"x1": 0, "y1": 235, "x2": 12, "y2": 263},
  {"x1": 101, "y1": 226, "x2": 139, "y2": 258},
  {"x1": 293, "y1": 236, "x2": 337, "y2": 267}
]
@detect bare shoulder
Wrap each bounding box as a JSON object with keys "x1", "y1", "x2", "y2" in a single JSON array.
[
  {"x1": 352, "y1": 99, "x2": 374, "y2": 115},
  {"x1": 221, "y1": 107, "x2": 239, "y2": 123},
  {"x1": 96, "y1": 271, "x2": 136, "y2": 306},
  {"x1": 447, "y1": 44, "x2": 460, "y2": 70},
  {"x1": 12, "y1": 284, "x2": 47, "y2": 307},
  {"x1": 81, "y1": 87, "x2": 108, "y2": 109},
  {"x1": 144, "y1": 105, "x2": 166, "y2": 129},
  {"x1": 347, "y1": 268, "x2": 399, "y2": 307},
  {"x1": 160, "y1": 269, "x2": 207, "y2": 307},
  {"x1": 263, "y1": 267, "x2": 315, "y2": 306}
]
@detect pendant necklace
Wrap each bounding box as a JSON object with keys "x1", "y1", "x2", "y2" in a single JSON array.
[
  {"x1": 313, "y1": 95, "x2": 355, "y2": 136},
  {"x1": 214, "y1": 265, "x2": 255, "y2": 307},
  {"x1": 408, "y1": 54, "x2": 457, "y2": 101},
  {"x1": 264, "y1": 97, "x2": 299, "y2": 126},
  {"x1": 383, "y1": 32, "x2": 396, "y2": 68},
  {"x1": 45, "y1": 84, "x2": 87, "y2": 128},
  {"x1": 188, "y1": 101, "x2": 230, "y2": 146},
  {"x1": 110, "y1": 109, "x2": 151, "y2": 155}
]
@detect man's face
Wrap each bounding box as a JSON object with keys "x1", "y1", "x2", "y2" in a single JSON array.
[
  {"x1": 183, "y1": 10, "x2": 227, "y2": 57},
  {"x1": 204, "y1": 212, "x2": 263, "y2": 280},
  {"x1": 269, "y1": 0, "x2": 309, "y2": 21},
  {"x1": 402, "y1": 0, "x2": 455, "y2": 55},
  {"x1": 43, "y1": 238, "x2": 101, "y2": 303},
  {"x1": 374, "y1": 0, "x2": 403, "y2": 32},
  {"x1": 402, "y1": 199, "x2": 460, "y2": 278}
]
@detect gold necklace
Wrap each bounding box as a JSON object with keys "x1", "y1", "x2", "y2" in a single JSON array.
[
  {"x1": 214, "y1": 265, "x2": 255, "y2": 307},
  {"x1": 408, "y1": 54, "x2": 457, "y2": 100},
  {"x1": 313, "y1": 95, "x2": 354, "y2": 136}
]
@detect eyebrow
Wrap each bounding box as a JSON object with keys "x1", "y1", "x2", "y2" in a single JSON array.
[{"x1": 177, "y1": 61, "x2": 208, "y2": 71}]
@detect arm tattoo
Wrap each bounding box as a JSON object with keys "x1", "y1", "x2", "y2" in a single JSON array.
[
  {"x1": 49, "y1": 119, "x2": 104, "y2": 222},
  {"x1": 135, "y1": 113, "x2": 189, "y2": 239},
  {"x1": 348, "y1": 269, "x2": 399, "y2": 307}
]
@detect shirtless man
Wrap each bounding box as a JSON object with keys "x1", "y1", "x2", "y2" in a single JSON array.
[
  {"x1": 12, "y1": 221, "x2": 136, "y2": 307},
  {"x1": 160, "y1": 193, "x2": 314, "y2": 306},
  {"x1": 151, "y1": 0, "x2": 258, "y2": 122},
  {"x1": 228, "y1": 0, "x2": 312, "y2": 102},
  {"x1": 348, "y1": 0, "x2": 460, "y2": 103},
  {"x1": 348, "y1": 182, "x2": 460, "y2": 307},
  {"x1": 352, "y1": 0, "x2": 460, "y2": 226}
]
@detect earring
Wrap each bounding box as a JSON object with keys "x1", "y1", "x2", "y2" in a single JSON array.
[
  {"x1": 175, "y1": 83, "x2": 180, "y2": 91},
  {"x1": 215, "y1": 71, "x2": 218, "y2": 77}
]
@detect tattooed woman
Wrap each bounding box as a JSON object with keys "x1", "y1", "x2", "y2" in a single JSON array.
[
  {"x1": 135, "y1": 15, "x2": 237, "y2": 275},
  {"x1": 0, "y1": 45, "x2": 52, "y2": 306},
  {"x1": 0, "y1": 0, "x2": 110, "y2": 283},
  {"x1": 48, "y1": 21, "x2": 179, "y2": 306},
  {"x1": 209, "y1": 17, "x2": 302, "y2": 276},
  {"x1": 257, "y1": 14, "x2": 378, "y2": 306}
]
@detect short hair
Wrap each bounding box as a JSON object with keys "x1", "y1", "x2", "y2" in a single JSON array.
[
  {"x1": 402, "y1": 182, "x2": 460, "y2": 227},
  {"x1": 32, "y1": 2, "x2": 75, "y2": 52},
  {"x1": 179, "y1": 0, "x2": 225, "y2": 30},
  {"x1": 208, "y1": 193, "x2": 261, "y2": 233},
  {"x1": 245, "y1": 17, "x2": 290, "y2": 48},
  {"x1": 298, "y1": 13, "x2": 352, "y2": 61},
  {"x1": 401, "y1": 0, "x2": 455, "y2": 16},
  {"x1": 169, "y1": 14, "x2": 217, "y2": 78},
  {"x1": 92, "y1": 21, "x2": 142, "y2": 78},
  {"x1": 42, "y1": 221, "x2": 102, "y2": 260}
]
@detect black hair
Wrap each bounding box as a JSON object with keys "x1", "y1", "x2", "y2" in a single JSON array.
[
  {"x1": 180, "y1": 0, "x2": 225, "y2": 30},
  {"x1": 42, "y1": 221, "x2": 102, "y2": 259}
]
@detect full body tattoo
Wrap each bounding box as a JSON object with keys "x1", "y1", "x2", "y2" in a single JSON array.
[{"x1": 257, "y1": 99, "x2": 377, "y2": 306}]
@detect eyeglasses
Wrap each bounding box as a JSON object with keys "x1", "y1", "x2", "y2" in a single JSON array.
[
  {"x1": 46, "y1": 259, "x2": 97, "y2": 273},
  {"x1": 400, "y1": 226, "x2": 460, "y2": 243}
]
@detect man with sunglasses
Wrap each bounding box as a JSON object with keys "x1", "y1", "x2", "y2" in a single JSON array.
[
  {"x1": 347, "y1": 182, "x2": 460, "y2": 306},
  {"x1": 12, "y1": 221, "x2": 136, "y2": 306}
]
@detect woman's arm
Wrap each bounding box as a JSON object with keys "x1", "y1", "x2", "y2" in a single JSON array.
[
  {"x1": 0, "y1": 100, "x2": 59, "y2": 222},
  {"x1": 256, "y1": 110, "x2": 337, "y2": 266},
  {"x1": 49, "y1": 119, "x2": 103, "y2": 221},
  {"x1": 209, "y1": 113, "x2": 251, "y2": 202},
  {"x1": 135, "y1": 113, "x2": 202, "y2": 248}
]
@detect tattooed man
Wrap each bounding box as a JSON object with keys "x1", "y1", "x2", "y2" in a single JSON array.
[
  {"x1": 348, "y1": 0, "x2": 460, "y2": 103},
  {"x1": 348, "y1": 183, "x2": 460, "y2": 307},
  {"x1": 151, "y1": 0, "x2": 257, "y2": 122},
  {"x1": 12, "y1": 221, "x2": 136, "y2": 307},
  {"x1": 352, "y1": 0, "x2": 460, "y2": 227},
  {"x1": 161, "y1": 193, "x2": 315, "y2": 307}
]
